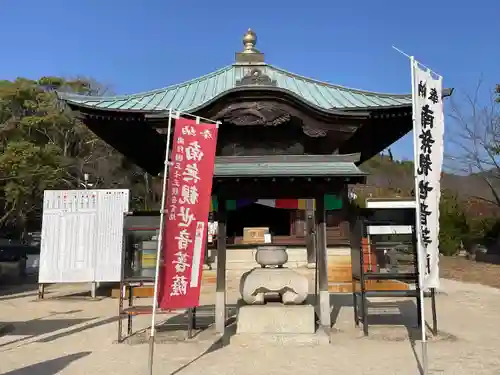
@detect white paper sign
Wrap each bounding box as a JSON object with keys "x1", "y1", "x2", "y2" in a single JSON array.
[
  {"x1": 39, "y1": 189, "x2": 129, "y2": 283},
  {"x1": 412, "y1": 61, "x2": 444, "y2": 289}
]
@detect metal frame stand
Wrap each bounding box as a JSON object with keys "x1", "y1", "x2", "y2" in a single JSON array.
[
  {"x1": 117, "y1": 278, "x2": 198, "y2": 343},
  {"x1": 351, "y1": 219, "x2": 438, "y2": 337},
  {"x1": 430, "y1": 288, "x2": 437, "y2": 335},
  {"x1": 118, "y1": 212, "x2": 200, "y2": 343},
  {"x1": 38, "y1": 283, "x2": 45, "y2": 299}
]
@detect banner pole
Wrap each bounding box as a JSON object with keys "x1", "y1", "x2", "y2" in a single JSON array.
[
  {"x1": 410, "y1": 56, "x2": 428, "y2": 375},
  {"x1": 392, "y1": 46, "x2": 442, "y2": 78},
  {"x1": 148, "y1": 108, "x2": 173, "y2": 375}
]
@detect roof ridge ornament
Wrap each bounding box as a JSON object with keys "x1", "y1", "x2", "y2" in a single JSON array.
[
  {"x1": 235, "y1": 28, "x2": 265, "y2": 64},
  {"x1": 242, "y1": 29, "x2": 259, "y2": 54}
]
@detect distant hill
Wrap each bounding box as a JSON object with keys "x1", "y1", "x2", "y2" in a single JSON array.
[{"x1": 357, "y1": 154, "x2": 500, "y2": 217}]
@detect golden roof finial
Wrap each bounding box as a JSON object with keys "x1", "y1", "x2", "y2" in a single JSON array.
[
  {"x1": 242, "y1": 28, "x2": 259, "y2": 54},
  {"x1": 235, "y1": 28, "x2": 264, "y2": 63}
]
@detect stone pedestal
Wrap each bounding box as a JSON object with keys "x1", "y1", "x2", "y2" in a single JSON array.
[
  {"x1": 233, "y1": 304, "x2": 329, "y2": 345},
  {"x1": 234, "y1": 245, "x2": 330, "y2": 345},
  {"x1": 237, "y1": 304, "x2": 315, "y2": 334}
]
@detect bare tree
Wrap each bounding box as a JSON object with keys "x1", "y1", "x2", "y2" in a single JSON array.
[
  {"x1": 387, "y1": 148, "x2": 394, "y2": 162},
  {"x1": 446, "y1": 80, "x2": 500, "y2": 206}
]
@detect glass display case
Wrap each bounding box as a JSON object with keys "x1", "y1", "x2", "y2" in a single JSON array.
[
  {"x1": 124, "y1": 230, "x2": 158, "y2": 278},
  {"x1": 122, "y1": 212, "x2": 161, "y2": 280}
]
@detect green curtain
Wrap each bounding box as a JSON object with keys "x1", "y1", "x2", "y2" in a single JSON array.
[
  {"x1": 324, "y1": 194, "x2": 343, "y2": 210},
  {"x1": 210, "y1": 194, "x2": 343, "y2": 212}
]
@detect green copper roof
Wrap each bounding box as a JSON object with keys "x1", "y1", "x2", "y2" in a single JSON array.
[
  {"x1": 214, "y1": 155, "x2": 367, "y2": 178},
  {"x1": 59, "y1": 64, "x2": 412, "y2": 112},
  {"x1": 214, "y1": 161, "x2": 365, "y2": 178}
]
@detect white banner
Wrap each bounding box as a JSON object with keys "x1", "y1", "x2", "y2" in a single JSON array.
[{"x1": 412, "y1": 60, "x2": 444, "y2": 289}]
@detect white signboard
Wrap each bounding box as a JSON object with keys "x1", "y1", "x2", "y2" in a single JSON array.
[
  {"x1": 39, "y1": 189, "x2": 129, "y2": 283},
  {"x1": 412, "y1": 61, "x2": 444, "y2": 289},
  {"x1": 366, "y1": 199, "x2": 416, "y2": 209},
  {"x1": 367, "y1": 225, "x2": 414, "y2": 235}
]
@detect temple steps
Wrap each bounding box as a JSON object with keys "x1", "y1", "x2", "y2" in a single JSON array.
[
  {"x1": 110, "y1": 267, "x2": 409, "y2": 298},
  {"x1": 206, "y1": 247, "x2": 351, "y2": 270},
  {"x1": 110, "y1": 247, "x2": 409, "y2": 298}
]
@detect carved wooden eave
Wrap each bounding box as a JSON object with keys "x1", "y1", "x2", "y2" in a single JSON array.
[
  {"x1": 192, "y1": 88, "x2": 370, "y2": 122},
  {"x1": 189, "y1": 90, "x2": 371, "y2": 145},
  {"x1": 214, "y1": 101, "x2": 291, "y2": 126},
  {"x1": 67, "y1": 97, "x2": 414, "y2": 174},
  {"x1": 69, "y1": 107, "x2": 165, "y2": 175}
]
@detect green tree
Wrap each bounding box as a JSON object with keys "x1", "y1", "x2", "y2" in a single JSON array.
[
  {"x1": 468, "y1": 216, "x2": 498, "y2": 246},
  {"x1": 0, "y1": 76, "x2": 160, "y2": 238},
  {"x1": 0, "y1": 141, "x2": 62, "y2": 234},
  {"x1": 439, "y1": 190, "x2": 470, "y2": 255},
  {"x1": 0, "y1": 77, "x2": 114, "y2": 186}
]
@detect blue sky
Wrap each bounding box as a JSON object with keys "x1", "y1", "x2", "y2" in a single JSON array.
[{"x1": 1, "y1": 0, "x2": 498, "y2": 160}]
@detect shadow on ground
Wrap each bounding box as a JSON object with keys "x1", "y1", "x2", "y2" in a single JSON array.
[
  {"x1": 1, "y1": 311, "x2": 118, "y2": 349},
  {"x1": 475, "y1": 252, "x2": 500, "y2": 265},
  {"x1": 328, "y1": 293, "x2": 434, "y2": 339},
  {"x1": 0, "y1": 310, "x2": 87, "y2": 348},
  {"x1": 0, "y1": 275, "x2": 41, "y2": 301},
  {"x1": 125, "y1": 304, "x2": 238, "y2": 344},
  {"x1": 3, "y1": 351, "x2": 91, "y2": 375},
  {"x1": 35, "y1": 316, "x2": 118, "y2": 344},
  {"x1": 157, "y1": 304, "x2": 237, "y2": 336},
  {"x1": 120, "y1": 304, "x2": 238, "y2": 375},
  {"x1": 43, "y1": 283, "x2": 114, "y2": 301},
  {"x1": 166, "y1": 314, "x2": 238, "y2": 375},
  {"x1": 168, "y1": 331, "x2": 233, "y2": 375},
  {"x1": 329, "y1": 293, "x2": 354, "y2": 327},
  {"x1": 328, "y1": 293, "x2": 457, "y2": 375}
]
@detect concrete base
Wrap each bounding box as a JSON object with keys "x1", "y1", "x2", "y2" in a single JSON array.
[
  {"x1": 231, "y1": 329, "x2": 330, "y2": 346},
  {"x1": 318, "y1": 290, "x2": 331, "y2": 328},
  {"x1": 215, "y1": 291, "x2": 226, "y2": 334},
  {"x1": 90, "y1": 282, "x2": 97, "y2": 299},
  {"x1": 236, "y1": 304, "x2": 315, "y2": 334}
]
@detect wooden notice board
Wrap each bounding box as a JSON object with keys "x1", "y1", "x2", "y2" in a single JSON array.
[{"x1": 242, "y1": 227, "x2": 269, "y2": 244}]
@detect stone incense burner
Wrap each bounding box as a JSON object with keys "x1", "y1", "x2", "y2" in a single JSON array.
[
  {"x1": 239, "y1": 245, "x2": 308, "y2": 305},
  {"x1": 255, "y1": 245, "x2": 288, "y2": 267}
]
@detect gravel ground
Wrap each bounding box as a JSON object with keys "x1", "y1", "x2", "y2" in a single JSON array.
[
  {"x1": 1, "y1": 278, "x2": 500, "y2": 375},
  {"x1": 440, "y1": 256, "x2": 500, "y2": 289}
]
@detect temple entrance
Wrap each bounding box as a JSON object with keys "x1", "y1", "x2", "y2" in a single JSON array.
[{"x1": 227, "y1": 203, "x2": 291, "y2": 238}]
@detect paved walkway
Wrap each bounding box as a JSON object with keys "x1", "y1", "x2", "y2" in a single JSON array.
[{"x1": 1, "y1": 278, "x2": 500, "y2": 375}]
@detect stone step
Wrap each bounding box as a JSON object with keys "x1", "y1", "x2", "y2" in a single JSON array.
[
  {"x1": 328, "y1": 280, "x2": 410, "y2": 293},
  {"x1": 208, "y1": 247, "x2": 351, "y2": 271},
  {"x1": 111, "y1": 279, "x2": 409, "y2": 298}
]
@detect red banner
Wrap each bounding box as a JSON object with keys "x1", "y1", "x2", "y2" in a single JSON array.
[{"x1": 158, "y1": 117, "x2": 218, "y2": 309}]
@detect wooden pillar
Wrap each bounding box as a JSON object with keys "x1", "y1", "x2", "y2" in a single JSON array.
[
  {"x1": 215, "y1": 199, "x2": 227, "y2": 335},
  {"x1": 315, "y1": 195, "x2": 331, "y2": 329},
  {"x1": 306, "y1": 199, "x2": 316, "y2": 266}
]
